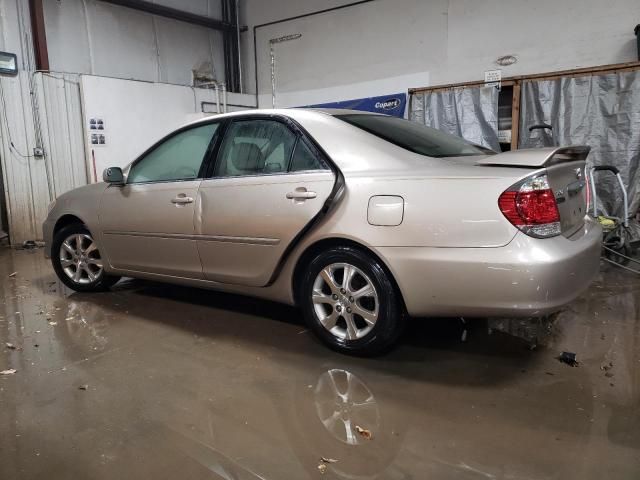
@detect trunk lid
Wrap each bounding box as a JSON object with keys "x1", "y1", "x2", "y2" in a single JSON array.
[{"x1": 545, "y1": 161, "x2": 588, "y2": 237}]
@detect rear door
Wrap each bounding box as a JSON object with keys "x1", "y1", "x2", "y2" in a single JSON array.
[{"x1": 196, "y1": 117, "x2": 336, "y2": 286}]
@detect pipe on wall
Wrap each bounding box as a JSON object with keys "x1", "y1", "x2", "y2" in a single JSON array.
[
  {"x1": 29, "y1": 0, "x2": 49, "y2": 71},
  {"x1": 235, "y1": 0, "x2": 243, "y2": 93},
  {"x1": 97, "y1": 0, "x2": 237, "y2": 32},
  {"x1": 222, "y1": 0, "x2": 241, "y2": 92}
]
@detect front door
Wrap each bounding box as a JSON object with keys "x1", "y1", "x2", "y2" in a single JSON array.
[
  {"x1": 100, "y1": 122, "x2": 219, "y2": 278},
  {"x1": 197, "y1": 118, "x2": 336, "y2": 287}
]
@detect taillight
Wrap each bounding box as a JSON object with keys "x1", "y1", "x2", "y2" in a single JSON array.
[{"x1": 498, "y1": 174, "x2": 561, "y2": 238}]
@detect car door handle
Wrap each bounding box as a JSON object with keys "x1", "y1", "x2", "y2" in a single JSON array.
[
  {"x1": 286, "y1": 189, "x2": 317, "y2": 200},
  {"x1": 171, "y1": 195, "x2": 194, "y2": 205}
]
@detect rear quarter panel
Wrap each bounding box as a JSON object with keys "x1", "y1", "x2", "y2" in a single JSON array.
[
  {"x1": 286, "y1": 110, "x2": 530, "y2": 248},
  {"x1": 312, "y1": 171, "x2": 521, "y2": 248}
]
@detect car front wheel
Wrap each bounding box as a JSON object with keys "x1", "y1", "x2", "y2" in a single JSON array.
[
  {"x1": 51, "y1": 224, "x2": 120, "y2": 292},
  {"x1": 300, "y1": 246, "x2": 405, "y2": 356}
]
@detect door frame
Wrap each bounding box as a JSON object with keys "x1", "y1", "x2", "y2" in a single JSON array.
[{"x1": 201, "y1": 112, "x2": 346, "y2": 286}]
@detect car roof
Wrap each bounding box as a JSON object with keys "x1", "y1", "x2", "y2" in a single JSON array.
[
  {"x1": 183, "y1": 107, "x2": 381, "y2": 128},
  {"x1": 302, "y1": 108, "x2": 381, "y2": 116}
]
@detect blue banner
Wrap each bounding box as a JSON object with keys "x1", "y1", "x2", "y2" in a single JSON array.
[{"x1": 307, "y1": 93, "x2": 407, "y2": 118}]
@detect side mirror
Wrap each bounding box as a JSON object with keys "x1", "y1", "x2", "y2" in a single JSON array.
[{"x1": 103, "y1": 167, "x2": 124, "y2": 185}]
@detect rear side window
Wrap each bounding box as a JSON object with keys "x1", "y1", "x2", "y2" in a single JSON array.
[
  {"x1": 128, "y1": 123, "x2": 218, "y2": 183},
  {"x1": 336, "y1": 114, "x2": 493, "y2": 158},
  {"x1": 290, "y1": 139, "x2": 326, "y2": 172},
  {"x1": 215, "y1": 120, "x2": 296, "y2": 177}
]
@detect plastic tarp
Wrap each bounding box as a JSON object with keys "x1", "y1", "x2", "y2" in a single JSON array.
[
  {"x1": 519, "y1": 72, "x2": 640, "y2": 222},
  {"x1": 409, "y1": 86, "x2": 500, "y2": 151}
]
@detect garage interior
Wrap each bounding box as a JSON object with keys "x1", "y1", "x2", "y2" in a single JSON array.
[{"x1": 1, "y1": 0, "x2": 640, "y2": 478}]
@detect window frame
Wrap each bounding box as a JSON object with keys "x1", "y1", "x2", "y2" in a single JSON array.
[
  {"x1": 124, "y1": 120, "x2": 222, "y2": 185},
  {"x1": 206, "y1": 114, "x2": 329, "y2": 180}
]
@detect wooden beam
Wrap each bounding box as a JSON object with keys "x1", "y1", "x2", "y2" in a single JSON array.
[
  {"x1": 510, "y1": 81, "x2": 521, "y2": 151},
  {"x1": 29, "y1": 0, "x2": 49, "y2": 71},
  {"x1": 410, "y1": 79, "x2": 515, "y2": 94},
  {"x1": 409, "y1": 61, "x2": 640, "y2": 94}
]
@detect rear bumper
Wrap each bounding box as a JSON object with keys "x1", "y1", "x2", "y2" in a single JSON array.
[{"x1": 376, "y1": 217, "x2": 602, "y2": 318}]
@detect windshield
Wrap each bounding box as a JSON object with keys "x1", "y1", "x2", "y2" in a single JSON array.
[{"x1": 336, "y1": 114, "x2": 494, "y2": 158}]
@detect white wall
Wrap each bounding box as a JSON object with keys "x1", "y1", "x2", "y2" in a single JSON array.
[
  {"x1": 243, "y1": 0, "x2": 640, "y2": 106},
  {"x1": 80, "y1": 76, "x2": 255, "y2": 178},
  {"x1": 43, "y1": 0, "x2": 226, "y2": 86}
]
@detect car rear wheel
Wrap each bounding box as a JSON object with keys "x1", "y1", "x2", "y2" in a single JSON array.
[
  {"x1": 52, "y1": 224, "x2": 120, "y2": 292},
  {"x1": 300, "y1": 246, "x2": 404, "y2": 356}
]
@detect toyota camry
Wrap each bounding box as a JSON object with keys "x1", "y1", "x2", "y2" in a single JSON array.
[{"x1": 43, "y1": 109, "x2": 601, "y2": 355}]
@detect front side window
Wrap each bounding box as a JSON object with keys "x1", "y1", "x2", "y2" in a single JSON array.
[
  {"x1": 337, "y1": 114, "x2": 494, "y2": 158},
  {"x1": 215, "y1": 120, "x2": 297, "y2": 177},
  {"x1": 128, "y1": 123, "x2": 219, "y2": 183}
]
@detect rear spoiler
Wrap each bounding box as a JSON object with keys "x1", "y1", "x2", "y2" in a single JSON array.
[{"x1": 476, "y1": 146, "x2": 590, "y2": 168}]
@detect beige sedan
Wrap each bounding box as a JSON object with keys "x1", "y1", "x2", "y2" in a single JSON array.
[{"x1": 43, "y1": 109, "x2": 601, "y2": 355}]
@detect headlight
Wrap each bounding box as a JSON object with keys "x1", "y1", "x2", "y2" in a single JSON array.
[{"x1": 47, "y1": 199, "x2": 57, "y2": 214}]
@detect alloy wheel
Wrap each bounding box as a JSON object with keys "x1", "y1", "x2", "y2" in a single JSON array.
[
  {"x1": 312, "y1": 262, "x2": 379, "y2": 340},
  {"x1": 59, "y1": 233, "x2": 104, "y2": 285}
]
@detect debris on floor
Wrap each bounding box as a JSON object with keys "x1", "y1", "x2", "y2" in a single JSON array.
[
  {"x1": 601, "y1": 361, "x2": 613, "y2": 372},
  {"x1": 8, "y1": 272, "x2": 16, "y2": 278},
  {"x1": 1, "y1": 368, "x2": 17, "y2": 375},
  {"x1": 355, "y1": 425, "x2": 372, "y2": 440},
  {"x1": 5, "y1": 342, "x2": 20, "y2": 350},
  {"x1": 317, "y1": 457, "x2": 338, "y2": 475},
  {"x1": 557, "y1": 351, "x2": 580, "y2": 367},
  {"x1": 602, "y1": 359, "x2": 615, "y2": 378},
  {"x1": 78, "y1": 384, "x2": 89, "y2": 391}
]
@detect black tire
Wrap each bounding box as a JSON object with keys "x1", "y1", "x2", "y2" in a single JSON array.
[
  {"x1": 300, "y1": 246, "x2": 405, "y2": 356},
  {"x1": 51, "y1": 223, "x2": 120, "y2": 292}
]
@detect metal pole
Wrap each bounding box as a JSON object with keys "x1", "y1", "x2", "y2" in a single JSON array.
[
  {"x1": 269, "y1": 34, "x2": 302, "y2": 109},
  {"x1": 270, "y1": 43, "x2": 276, "y2": 108},
  {"x1": 235, "y1": 0, "x2": 243, "y2": 93},
  {"x1": 222, "y1": 83, "x2": 228, "y2": 113}
]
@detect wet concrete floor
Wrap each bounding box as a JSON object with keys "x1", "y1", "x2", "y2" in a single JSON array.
[{"x1": 1, "y1": 246, "x2": 639, "y2": 479}]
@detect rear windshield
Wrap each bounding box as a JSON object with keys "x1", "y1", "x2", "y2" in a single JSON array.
[{"x1": 336, "y1": 114, "x2": 494, "y2": 158}]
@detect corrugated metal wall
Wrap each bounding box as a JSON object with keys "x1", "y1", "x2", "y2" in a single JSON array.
[
  {"x1": 35, "y1": 73, "x2": 89, "y2": 197},
  {"x1": 0, "y1": 72, "x2": 87, "y2": 244},
  {"x1": 0, "y1": 73, "x2": 43, "y2": 244}
]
